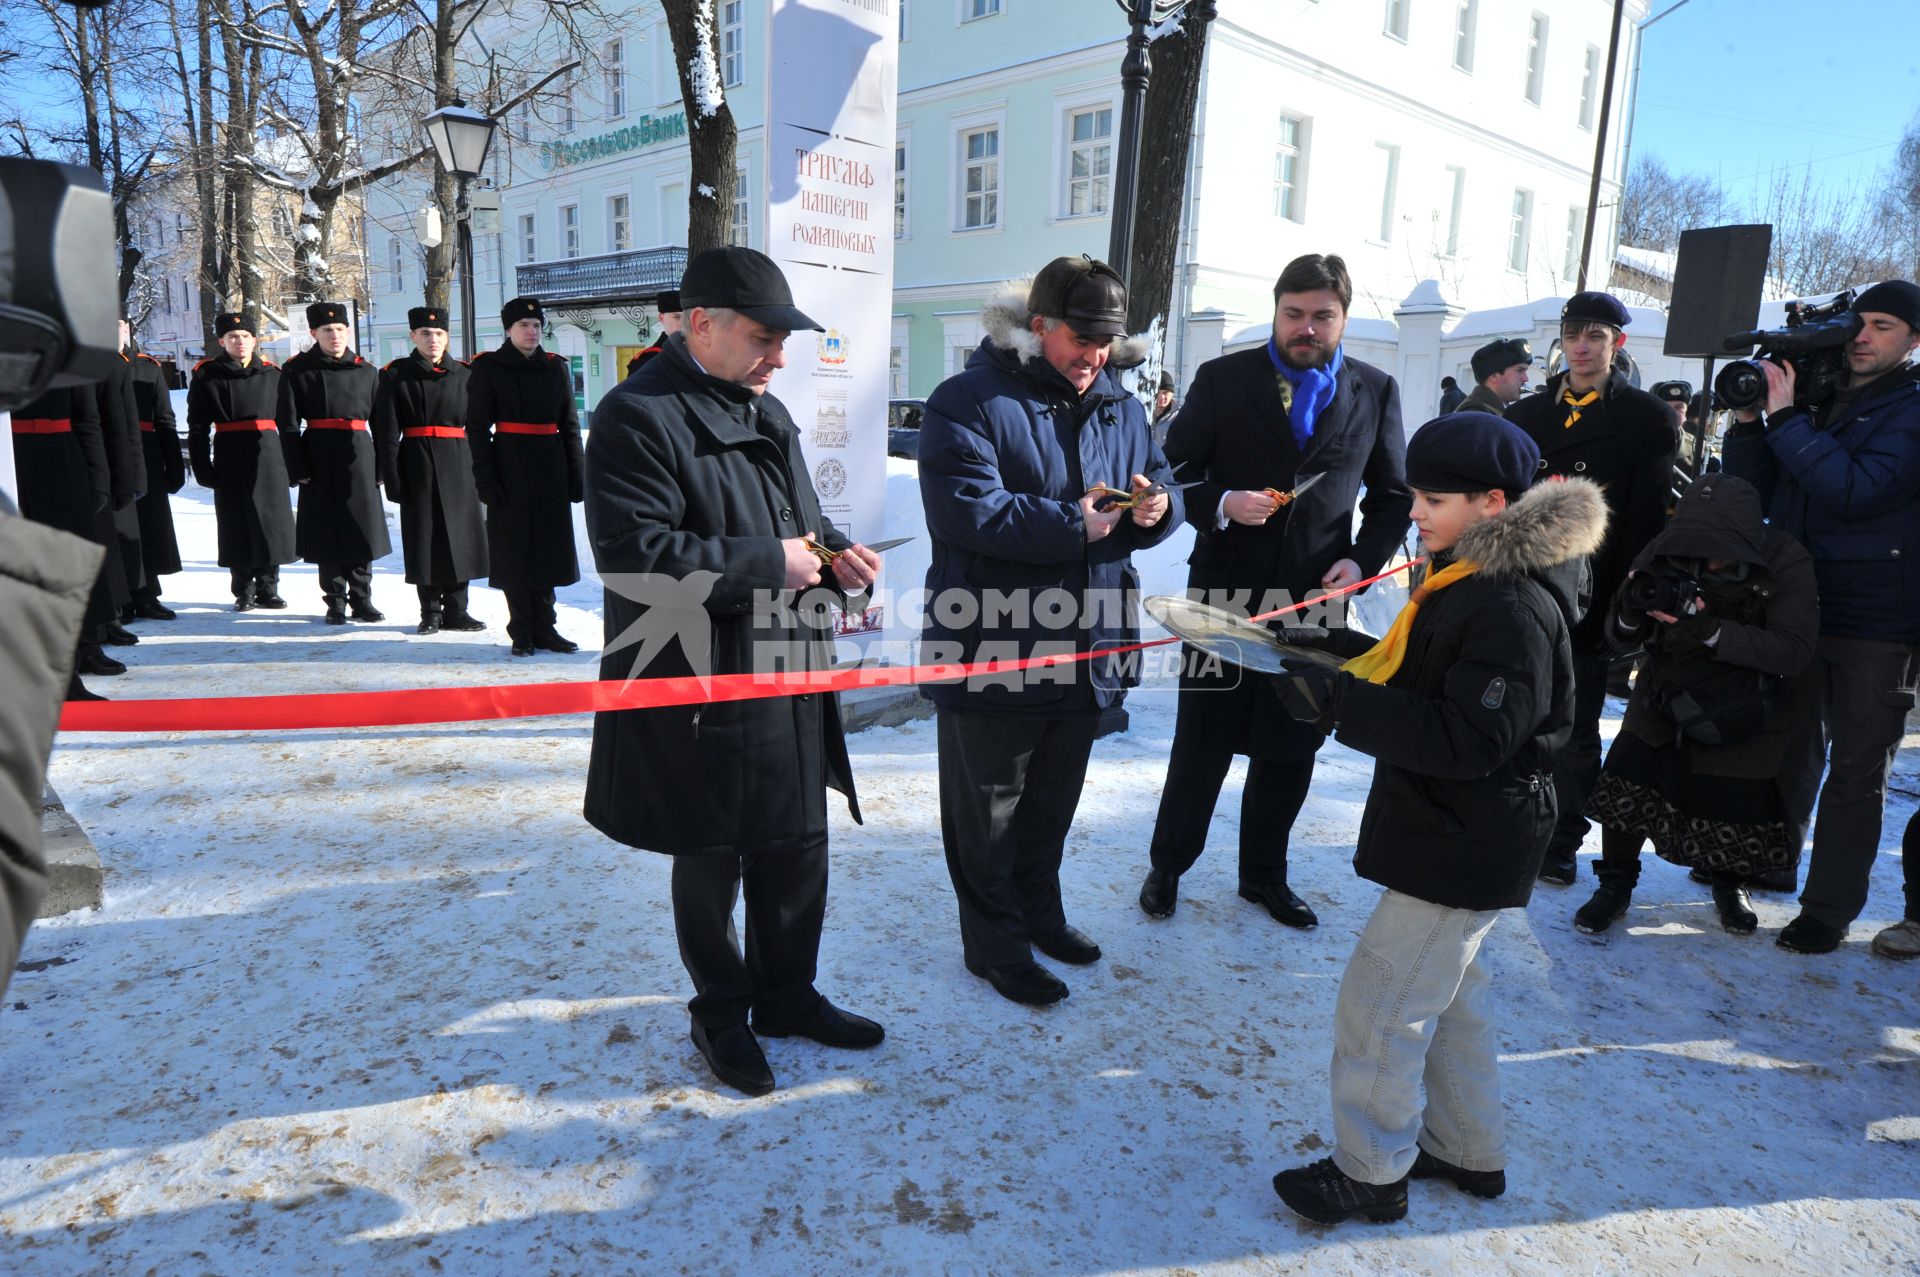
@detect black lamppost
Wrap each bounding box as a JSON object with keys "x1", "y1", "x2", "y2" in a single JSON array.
[
  {"x1": 1106, "y1": 0, "x2": 1217, "y2": 281},
  {"x1": 420, "y1": 100, "x2": 499, "y2": 361}
]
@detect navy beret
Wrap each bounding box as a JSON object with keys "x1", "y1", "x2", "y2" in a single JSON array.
[
  {"x1": 1407, "y1": 412, "x2": 1542, "y2": 495},
  {"x1": 1561, "y1": 290, "x2": 1631, "y2": 329},
  {"x1": 1471, "y1": 338, "x2": 1532, "y2": 383},
  {"x1": 1854, "y1": 280, "x2": 1920, "y2": 331}
]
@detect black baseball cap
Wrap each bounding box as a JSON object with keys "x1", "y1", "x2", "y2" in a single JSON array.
[
  {"x1": 680, "y1": 247, "x2": 821, "y2": 332},
  {"x1": 1028, "y1": 255, "x2": 1129, "y2": 338}
]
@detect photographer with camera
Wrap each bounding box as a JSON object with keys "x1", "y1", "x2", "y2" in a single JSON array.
[
  {"x1": 1720, "y1": 279, "x2": 1920, "y2": 956},
  {"x1": 1574, "y1": 473, "x2": 1819, "y2": 936}
]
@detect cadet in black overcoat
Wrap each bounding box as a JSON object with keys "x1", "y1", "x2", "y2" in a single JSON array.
[
  {"x1": 281, "y1": 301, "x2": 392, "y2": 623},
  {"x1": 10, "y1": 384, "x2": 121, "y2": 687},
  {"x1": 372, "y1": 305, "x2": 489, "y2": 633},
  {"x1": 467, "y1": 296, "x2": 583, "y2": 655},
  {"x1": 123, "y1": 328, "x2": 185, "y2": 618},
  {"x1": 95, "y1": 348, "x2": 145, "y2": 632},
  {"x1": 187, "y1": 311, "x2": 298, "y2": 610}
]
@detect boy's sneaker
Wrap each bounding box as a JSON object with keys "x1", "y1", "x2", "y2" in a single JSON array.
[
  {"x1": 1410, "y1": 1147, "x2": 1507, "y2": 1199},
  {"x1": 1871, "y1": 918, "x2": 1920, "y2": 960},
  {"x1": 1272, "y1": 1158, "x2": 1408, "y2": 1225}
]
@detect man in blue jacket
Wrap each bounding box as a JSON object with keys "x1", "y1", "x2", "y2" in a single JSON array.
[
  {"x1": 1721, "y1": 278, "x2": 1920, "y2": 955},
  {"x1": 919, "y1": 256, "x2": 1182, "y2": 1006}
]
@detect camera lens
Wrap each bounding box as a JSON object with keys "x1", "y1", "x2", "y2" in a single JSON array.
[{"x1": 1714, "y1": 360, "x2": 1766, "y2": 412}]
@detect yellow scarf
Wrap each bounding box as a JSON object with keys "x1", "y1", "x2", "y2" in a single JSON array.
[
  {"x1": 1340, "y1": 559, "x2": 1480, "y2": 685},
  {"x1": 1561, "y1": 387, "x2": 1600, "y2": 428}
]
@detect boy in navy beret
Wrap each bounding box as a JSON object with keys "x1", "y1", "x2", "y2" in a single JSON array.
[{"x1": 1269, "y1": 412, "x2": 1608, "y2": 1225}]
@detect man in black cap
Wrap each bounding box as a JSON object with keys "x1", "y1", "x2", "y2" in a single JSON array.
[
  {"x1": 1151, "y1": 367, "x2": 1180, "y2": 447},
  {"x1": 1140, "y1": 252, "x2": 1410, "y2": 931},
  {"x1": 585, "y1": 246, "x2": 887, "y2": 1096},
  {"x1": 374, "y1": 306, "x2": 490, "y2": 635},
  {"x1": 1649, "y1": 379, "x2": 1691, "y2": 433},
  {"x1": 281, "y1": 301, "x2": 391, "y2": 624},
  {"x1": 188, "y1": 312, "x2": 298, "y2": 611},
  {"x1": 467, "y1": 296, "x2": 583, "y2": 656},
  {"x1": 919, "y1": 254, "x2": 1181, "y2": 1006},
  {"x1": 1437, "y1": 376, "x2": 1466, "y2": 413},
  {"x1": 1459, "y1": 338, "x2": 1533, "y2": 415},
  {"x1": 120, "y1": 320, "x2": 186, "y2": 622},
  {"x1": 625, "y1": 289, "x2": 683, "y2": 378},
  {"x1": 1722, "y1": 278, "x2": 1920, "y2": 955},
  {"x1": 1506, "y1": 290, "x2": 1675, "y2": 885}
]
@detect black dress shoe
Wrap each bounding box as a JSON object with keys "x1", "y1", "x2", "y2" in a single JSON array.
[
  {"x1": 1239, "y1": 882, "x2": 1319, "y2": 929},
  {"x1": 533, "y1": 629, "x2": 579, "y2": 654},
  {"x1": 1776, "y1": 912, "x2": 1844, "y2": 954},
  {"x1": 133, "y1": 601, "x2": 178, "y2": 621},
  {"x1": 323, "y1": 608, "x2": 348, "y2": 625},
  {"x1": 1712, "y1": 882, "x2": 1758, "y2": 935},
  {"x1": 350, "y1": 604, "x2": 385, "y2": 623},
  {"x1": 65, "y1": 678, "x2": 107, "y2": 702},
  {"x1": 1033, "y1": 924, "x2": 1101, "y2": 965},
  {"x1": 440, "y1": 611, "x2": 487, "y2": 632},
  {"x1": 510, "y1": 639, "x2": 535, "y2": 657},
  {"x1": 1139, "y1": 868, "x2": 1179, "y2": 919},
  {"x1": 255, "y1": 593, "x2": 289, "y2": 609},
  {"x1": 752, "y1": 997, "x2": 885, "y2": 1048},
  {"x1": 102, "y1": 622, "x2": 140, "y2": 646},
  {"x1": 1410, "y1": 1147, "x2": 1506, "y2": 1198},
  {"x1": 234, "y1": 596, "x2": 256, "y2": 613},
  {"x1": 1272, "y1": 1158, "x2": 1409, "y2": 1225},
  {"x1": 967, "y1": 959, "x2": 1068, "y2": 1006},
  {"x1": 689, "y1": 1021, "x2": 775, "y2": 1097},
  {"x1": 77, "y1": 645, "x2": 127, "y2": 677},
  {"x1": 417, "y1": 616, "x2": 443, "y2": 635}
]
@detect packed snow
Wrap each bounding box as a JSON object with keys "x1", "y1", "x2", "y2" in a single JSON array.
[{"x1": 3, "y1": 458, "x2": 1917, "y2": 1275}]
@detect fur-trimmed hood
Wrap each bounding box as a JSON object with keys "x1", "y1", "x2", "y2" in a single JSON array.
[
  {"x1": 979, "y1": 278, "x2": 1152, "y2": 371},
  {"x1": 1453, "y1": 476, "x2": 1608, "y2": 580}
]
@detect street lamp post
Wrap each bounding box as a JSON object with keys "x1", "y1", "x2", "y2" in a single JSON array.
[
  {"x1": 1106, "y1": 0, "x2": 1216, "y2": 282},
  {"x1": 420, "y1": 100, "x2": 500, "y2": 361}
]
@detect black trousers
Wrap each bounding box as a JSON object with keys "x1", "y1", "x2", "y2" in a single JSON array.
[
  {"x1": 936, "y1": 704, "x2": 1100, "y2": 971},
  {"x1": 1548, "y1": 648, "x2": 1613, "y2": 860},
  {"x1": 501, "y1": 585, "x2": 556, "y2": 643},
  {"x1": 317, "y1": 561, "x2": 373, "y2": 609},
  {"x1": 417, "y1": 583, "x2": 471, "y2": 616},
  {"x1": 1799, "y1": 634, "x2": 1920, "y2": 928},
  {"x1": 669, "y1": 838, "x2": 828, "y2": 1029},
  {"x1": 1147, "y1": 740, "x2": 1315, "y2": 887},
  {"x1": 228, "y1": 566, "x2": 279, "y2": 600}
]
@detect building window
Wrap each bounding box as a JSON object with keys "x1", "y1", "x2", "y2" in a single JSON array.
[
  {"x1": 730, "y1": 167, "x2": 750, "y2": 246},
  {"x1": 607, "y1": 194, "x2": 630, "y2": 252},
  {"x1": 1444, "y1": 165, "x2": 1466, "y2": 257},
  {"x1": 519, "y1": 212, "x2": 537, "y2": 263},
  {"x1": 1453, "y1": 0, "x2": 1476, "y2": 71},
  {"x1": 562, "y1": 69, "x2": 576, "y2": 132},
  {"x1": 606, "y1": 39, "x2": 627, "y2": 119},
  {"x1": 1524, "y1": 13, "x2": 1548, "y2": 105},
  {"x1": 960, "y1": 125, "x2": 999, "y2": 230},
  {"x1": 1564, "y1": 205, "x2": 1584, "y2": 282},
  {"x1": 1065, "y1": 105, "x2": 1113, "y2": 217},
  {"x1": 159, "y1": 278, "x2": 173, "y2": 315},
  {"x1": 1374, "y1": 142, "x2": 1400, "y2": 243},
  {"x1": 963, "y1": 0, "x2": 1001, "y2": 19},
  {"x1": 1578, "y1": 45, "x2": 1600, "y2": 130},
  {"x1": 1273, "y1": 114, "x2": 1307, "y2": 221},
  {"x1": 895, "y1": 138, "x2": 909, "y2": 238},
  {"x1": 900, "y1": 0, "x2": 909, "y2": 40},
  {"x1": 1383, "y1": 0, "x2": 1409, "y2": 41},
  {"x1": 561, "y1": 203, "x2": 580, "y2": 259},
  {"x1": 1509, "y1": 188, "x2": 1533, "y2": 272},
  {"x1": 388, "y1": 236, "x2": 405, "y2": 292},
  {"x1": 890, "y1": 344, "x2": 906, "y2": 398},
  {"x1": 721, "y1": 1, "x2": 745, "y2": 88}
]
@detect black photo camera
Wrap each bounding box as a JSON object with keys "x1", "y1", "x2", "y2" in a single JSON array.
[
  {"x1": 0, "y1": 156, "x2": 120, "y2": 415},
  {"x1": 1622, "y1": 568, "x2": 1702, "y2": 618},
  {"x1": 1713, "y1": 291, "x2": 1860, "y2": 416}
]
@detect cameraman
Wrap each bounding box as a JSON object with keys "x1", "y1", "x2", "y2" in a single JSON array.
[{"x1": 1720, "y1": 279, "x2": 1920, "y2": 955}]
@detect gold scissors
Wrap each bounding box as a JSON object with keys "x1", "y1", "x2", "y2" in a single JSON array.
[
  {"x1": 804, "y1": 534, "x2": 914, "y2": 565},
  {"x1": 1087, "y1": 465, "x2": 1206, "y2": 512}
]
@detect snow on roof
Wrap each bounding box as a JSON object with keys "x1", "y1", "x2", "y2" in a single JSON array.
[{"x1": 1615, "y1": 243, "x2": 1677, "y2": 283}]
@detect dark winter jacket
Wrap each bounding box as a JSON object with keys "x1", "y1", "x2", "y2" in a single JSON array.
[
  {"x1": 280, "y1": 347, "x2": 393, "y2": 565},
  {"x1": 1507, "y1": 369, "x2": 1676, "y2": 651},
  {"x1": 1458, "y1": 382, "x2": 1508, "y2": 416},
  {"x1": 10, "y1": 386, "x2": 109, "y2": 540},
  {"x1": 583, "y1": 335, "x2": 860, "y2": 856},
  {"x1": 467, "y1": 342, "x2": 583, "y2": 590},
  {"x1": 1330, "y1": 478, "x2": 1609, "y2": 911},
  {"x1": 1607, "y1": 473, "x2": 1820, "y2": 799},
  {"x1": 186, "y1": 353, "x2": 298, "y2": 570},
  {"x1": 1163, "y1": 339, "x2": 1410, "y2": 760},
  {"x1": 1719, "y1": 365, "x2": 1920, "y2": 643},
  {"x1": 127, "y1": 351, "x2": 184, "y2": 578},
  {"x1": 96, "y1": 354, "x2": 146, "y2": 508},
  {"x1": 373, "y1": 352, "x2": 489, "y2": 586},
  {"x1": 918, "y1": 283, "x2": 1182, "y2": 714}
]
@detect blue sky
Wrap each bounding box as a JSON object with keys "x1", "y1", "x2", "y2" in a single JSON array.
[{"x1": 1626, "y1": 0, "x2": 1919, "y2": 208}]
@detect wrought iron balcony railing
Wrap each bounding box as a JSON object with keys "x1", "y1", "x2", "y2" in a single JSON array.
[{"x1": 514, "y1": 245, "x2": 687, "y2": 307}]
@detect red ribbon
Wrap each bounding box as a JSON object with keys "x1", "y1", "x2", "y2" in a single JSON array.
[{"x1": 58, "y1": 560, "x2": 1421, "y2": 734}]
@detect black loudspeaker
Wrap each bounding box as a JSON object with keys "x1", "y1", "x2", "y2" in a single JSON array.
[{"x1": 1663, "y1": 224, "x2": 1774, "y2": 359}]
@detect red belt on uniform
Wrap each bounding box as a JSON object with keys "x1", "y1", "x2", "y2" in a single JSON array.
[
  {"x1": 306, "y1": 417, "x2": 369, "y2": 432},
  {"x1": 402, "y1": 425, "x2": 466, "y2": 439},
  {"x1": 495, "y1": 421, "x2": 559, "y2": 435},
  {"x1": 215, "y1": 419, "x2": 278, "y2": 433},
  {"x1": 139, "y1": 420, "x2": 156, "y2": 433},
  {"x1": 10, "y1": 418, "x2": 73, "y2": 434}
]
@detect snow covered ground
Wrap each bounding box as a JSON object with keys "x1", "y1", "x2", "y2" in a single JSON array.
[{"x1": 4, "y1": 460, "x2": 1918, "y2": 1276}]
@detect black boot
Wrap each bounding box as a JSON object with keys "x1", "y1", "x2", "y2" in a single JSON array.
[
  {"x1": 1574, "y1": 878, "x2": 1634, "y2": 934},
  {"x1": 1138, "y1": 868, "x2": 1179, "y2": 919},
  {"x1": 533, "y1": 628, "x2": 579, "y2": 654},
  {"x1": 132, "y1": 597, "x2": 177, "y2": 621},
  {"x1": 65, "y1": 675, "x2": 107, "y2": 702},
  {"x1": 102, "y1": 621, "x2": 140, "y2": 646},
  {"x1": 77, "y1": 644, "x2": 126, "y2": 677},
  {"x1": 350, "y1": 600, "x2": 385, "y2": 623},
  {"x1": 324, "y1": 603, "x2": 348, "y2": 625},
  {"x1": 1239, "y1": 881, "x2": 1318, "y2": 929},
  {"x1": 1712, "y1": 880, "x2": 1758, "y2": 935}
]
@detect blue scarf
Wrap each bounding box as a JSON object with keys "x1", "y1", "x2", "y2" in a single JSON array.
[{"x1": 1267, "y1": 336, "x2": 1344, "y2": 449}]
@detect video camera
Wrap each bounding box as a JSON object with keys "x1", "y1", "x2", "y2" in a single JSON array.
[
  {"x1": 1713, "y1": 291, "x2": 1860, "y2": 416},
  {"x1": 0, "y1": 156, "x2": 120, "y2": 415}
]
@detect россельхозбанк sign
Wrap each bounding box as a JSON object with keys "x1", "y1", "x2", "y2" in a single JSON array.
[{"x1": 539, "y1": 111, "x2": 689, "y2": 171}]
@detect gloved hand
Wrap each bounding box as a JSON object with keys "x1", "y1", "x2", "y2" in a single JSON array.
[
  {"x1": 1657, "y1": 612, "x2": 1721, "y2": 656},
  {"x1": 1276, "y1": 656, "x2": 1345, "y2": 732}
]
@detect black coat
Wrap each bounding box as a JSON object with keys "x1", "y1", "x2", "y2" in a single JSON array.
[
  {"x1": 279, "y1": 348, "x2": 393, "y2": 565},
  {"x1": 373, "y1": 352, "x2": 489, "y2": 586},
  {"x1": 96, "y1": 357, "x2": 144, "y2": 602},
  {"x1": 187, "y1": 354, "x2": 298, "y2": 571},
  {"x1": 582, "y1": 337, "x2": 860, "y2": 856},
  {"x1": 1164, "y1": 344, "x2": 1412, "y2": 761},
  {"x1": 128, "y1": 350, "x2": 184, "y2": 577},
  {"x1": 467, "y1": 342, "x2": 582, "y2": 590},
  {"x1": 1506, "y1": 370, "x2": 1675, "y2": 650},
  {"x1": 1331, "y1": 479, "x2": 1608, "y2": 911},
  {"x1": 11, "y1": 386, "x2": 108, "y2": 540}
]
